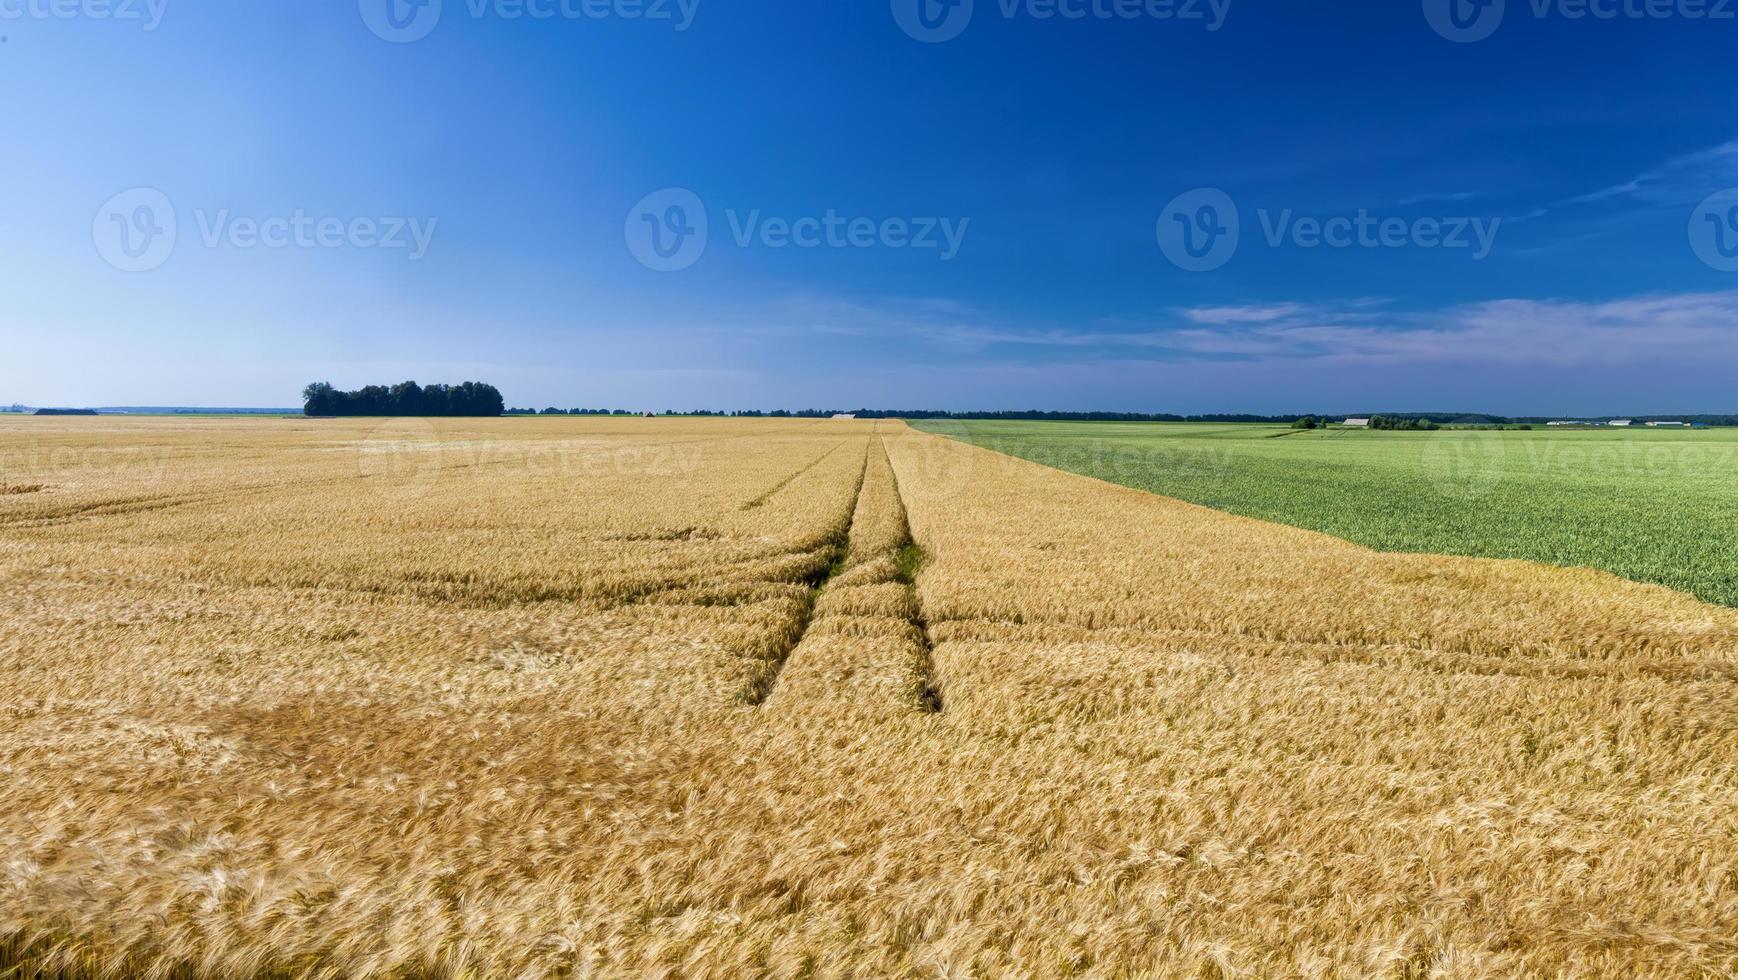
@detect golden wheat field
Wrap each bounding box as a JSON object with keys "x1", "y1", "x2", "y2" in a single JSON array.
[{"x1": 1, "y1": 415, "x2": 1736, "y2": 977}]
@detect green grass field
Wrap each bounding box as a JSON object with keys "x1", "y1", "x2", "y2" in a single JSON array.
[{"x1": 914, "y1": 420, "x2": 1738, "y2": 608}]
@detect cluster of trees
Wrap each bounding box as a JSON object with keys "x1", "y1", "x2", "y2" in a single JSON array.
[
  {"x1": 1369, "y1": 415, "x2": 1441, "y2": 431},
  {"x1": 302, "y1": 382, "x2": 504, "y2": 417}
]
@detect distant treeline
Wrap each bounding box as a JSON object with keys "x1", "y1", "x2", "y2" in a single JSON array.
[
  {"x1": 107, "y1": 406, "x2": 301, "y2": 415},
  {"x1": 508, "y1": 409, "x2": 1376, "y2": 422},
  {"x1": 501, "y1": 407, "x2": 1737, "y2": 424},
  {"x1": 506, "y1": 408, "x2": 641, "y2": 416},
  {"x1": 303, "y1": 382, "x2": 505, "y2": 417},
  {"x1": 861, "y1": 410, "x2": 1736, "y2": 425},
  {"x1": 792, "y1": 410, "x2": 1313, "y2": 422},
  {"x1": 32, "y1": 408, "x2": 99, "y2": 416},
  {"x1": 1345, "y1": 412, "x2": 1738, "y2": 426}
]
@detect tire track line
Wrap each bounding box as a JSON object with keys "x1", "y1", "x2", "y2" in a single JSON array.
[{"x1": 736, "y1": 440, "x2": 871, "y2": 706}]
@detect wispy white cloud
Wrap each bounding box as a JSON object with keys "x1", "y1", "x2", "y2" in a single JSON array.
[
  {"x1": 777, "y1": 290, "x2": 1738, "y2": 372},
  {"x1": 1558, "y1": 139, "x2": 1738, "y2": 210},
  {"x1": 1181, "y1": 303, "x2": 1311, "y2": 326},
  {"x1": 1188, "y1": 292, "x2": 1738, "y2": 366},
  {"x1": 1565, "y1": 178, "x2": 1644, "y2": 206},
  {"x1": 1250, "y1": 293, "x2": 1738, "y2": 366},
  {"x1": 1396, "y1": 191, "x2": 1482, "y2": 206}
]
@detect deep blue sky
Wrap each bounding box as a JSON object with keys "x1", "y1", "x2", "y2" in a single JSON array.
[{"x1": 4, "y1": 0, "x2": 1737, "y2": 412}]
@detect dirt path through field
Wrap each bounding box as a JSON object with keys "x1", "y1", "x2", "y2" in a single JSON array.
[{"x1": 767, "y1": 433, "x2": 940, "y2": 717}]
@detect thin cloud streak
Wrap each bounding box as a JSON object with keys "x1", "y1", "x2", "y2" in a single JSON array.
[
  {"x1": 1556, "y1": 138, "x2": 1738, "y2": 210},
  {"x1": 773, "y1": 291, "x2": 1738, "y2": 370}
]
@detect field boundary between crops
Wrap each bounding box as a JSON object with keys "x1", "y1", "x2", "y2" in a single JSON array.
[{"x1": 911, "y1": 419, "x2": 1738, "y2": 610}]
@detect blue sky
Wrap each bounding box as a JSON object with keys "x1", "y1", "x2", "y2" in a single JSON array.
[{"x1": 4, "y1": 0, "x2": 1737, "y2": 413}]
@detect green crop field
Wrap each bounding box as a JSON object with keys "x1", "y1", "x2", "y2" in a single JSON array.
[{"x1": 913, "y1": 420, "x2": 1738, "y2": 608}]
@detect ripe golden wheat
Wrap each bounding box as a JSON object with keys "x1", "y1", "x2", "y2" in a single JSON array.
[{"x1": 0, "y1": 416, "x2": 1734, "y2": 977}]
